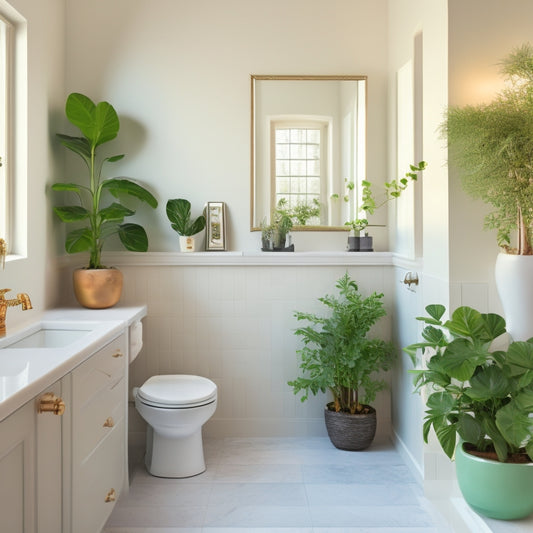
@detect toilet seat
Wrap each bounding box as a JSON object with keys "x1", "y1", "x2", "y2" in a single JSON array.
[{"x1": 136, "y1": 374, "x2": 217, "y2": 409}]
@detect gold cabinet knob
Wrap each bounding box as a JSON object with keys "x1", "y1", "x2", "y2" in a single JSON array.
[
  {"x1": 38, "y1": 392, "x2": 66, "y2": 416},
  {"x1": 103, "y1": 417, "x2": 114, "y2": 428},
  {"x1": 105, "y1": 488, "x2": 116, "y2": 503},
  {"x1": 112, "y1": 350, "x2": 123, "y2": 358}
]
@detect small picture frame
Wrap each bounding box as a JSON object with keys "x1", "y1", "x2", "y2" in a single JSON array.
[{"x1": 205, "y1": 202, "x2": 227, "y2": 251}]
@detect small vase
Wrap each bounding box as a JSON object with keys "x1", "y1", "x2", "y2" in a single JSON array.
[
  {"x1": 72, "y1": 268, "x2": 123, "y2": 309},
  {"x1": 179, "y1": 235, "x2": 198, "y2": 252}
]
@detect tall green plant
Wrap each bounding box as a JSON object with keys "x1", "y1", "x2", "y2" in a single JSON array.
[
  {"x1": 288, "y1": 273, "x2": 395, "y2": 414},
  {"x1": 441, "y1": 43, "x2": 533, "y2": 255},
  {"x1": 53, "y1": 93, "x2": 158, "y2": 269},
  {"x1": 405, "y1": 304, "x2": 533, "y2": 462}
]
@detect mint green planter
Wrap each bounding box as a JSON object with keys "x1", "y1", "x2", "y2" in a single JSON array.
[{"x1": 456, "y1": 442, "x2": 533, "y2": 520}]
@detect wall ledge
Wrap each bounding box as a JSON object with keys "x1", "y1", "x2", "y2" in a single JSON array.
[{"x1": 57, "y1": 250, "x2": 395, "y2": 267}]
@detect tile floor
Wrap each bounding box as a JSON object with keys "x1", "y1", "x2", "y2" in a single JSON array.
[{"x1": 103, "y1": 437, "x2": 451, "y2": 532}]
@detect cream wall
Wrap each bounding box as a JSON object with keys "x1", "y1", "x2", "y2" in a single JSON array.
[
  {"x1": 0, "y1": 0, "x2": 65, "y2": 332},
  {"x1": 63, "y1": 0, "x2": 389, "y2": 253}
]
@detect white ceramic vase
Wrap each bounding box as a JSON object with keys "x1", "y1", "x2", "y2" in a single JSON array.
[
  {"x1": 179, "y1": 235, "x2": 198, "y2": 252},
  {"x1": 494, "y1": 253, "x2": 533, "y2": 341}
]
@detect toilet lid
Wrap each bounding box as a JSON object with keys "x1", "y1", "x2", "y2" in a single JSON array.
[{"x1": 137, "y1": 374, "x2": 217, "y2": 408}]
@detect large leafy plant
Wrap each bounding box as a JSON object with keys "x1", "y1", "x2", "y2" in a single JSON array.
[
  {"x1": 288, "y1": 273, "x2": 395, "y2": 414},
  {"x1": 53, "y1": 93, "x2": 158, "y2": 269},
  {"x1": 404, "y1": 304, "x2": 533, "y2": 462},
  {"x1": 441, "y1": 44, "x2": 533, "y2": 255}
]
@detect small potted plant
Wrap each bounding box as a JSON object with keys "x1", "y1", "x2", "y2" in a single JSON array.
[
  {"x1": 404, "y1": 304, "x2": 533, "y2": 519},
  {"x1": 269, "y1": 199, "x2": 294, "y2": 251},
  {"x1": 166, "y1": 198, "x2": 206, "y2": 252},
  {"x1": 53, "y1": 93, "x2": 158, "y2": 308},
  {"x1": 341, "y1": 161, "x2": 427, "y2": 251},
  {"x1": 288, "y1": 273, "x2": 395, "y2": 450}
]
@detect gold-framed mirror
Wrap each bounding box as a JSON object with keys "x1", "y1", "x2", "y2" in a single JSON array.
[{"x1": 250, "y1": 75, "x2": 367, "y2": 231}]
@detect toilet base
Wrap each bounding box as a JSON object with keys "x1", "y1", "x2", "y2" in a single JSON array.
[{"x1": 144, "y1": 425, "x2": 206, "y2": 478}]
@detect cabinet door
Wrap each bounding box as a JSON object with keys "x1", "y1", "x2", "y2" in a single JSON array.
[
  {"x1": 36, "y1": 380, "x2": 65, "y2": 533},
  {"x1": 0, "y1": 402, "x2": 36, "y2": 533}
]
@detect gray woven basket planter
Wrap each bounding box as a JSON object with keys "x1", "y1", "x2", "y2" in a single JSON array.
[{"x1": 324, "y1": 404, "x2": 377, "y2": 451}]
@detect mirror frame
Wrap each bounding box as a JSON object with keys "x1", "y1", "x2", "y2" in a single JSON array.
[{"x1": 250, "y1": 74, "x2": 367, "y2": 232}]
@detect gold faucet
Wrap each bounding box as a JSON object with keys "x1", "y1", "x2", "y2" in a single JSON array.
[{"x1": 0, "y1": 289, "x2": 32, "y2": 334}]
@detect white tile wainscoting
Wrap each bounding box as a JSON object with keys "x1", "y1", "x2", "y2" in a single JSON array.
[{"x1": 58, "y1": 253, "x2": 396, "y2": 443}]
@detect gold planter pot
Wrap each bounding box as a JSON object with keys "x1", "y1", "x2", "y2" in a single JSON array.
[{"x1": 72, "y1": 268, "x2": 123, "y2": 309}]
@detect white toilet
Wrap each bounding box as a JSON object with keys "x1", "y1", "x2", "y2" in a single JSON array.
[{"x1": 134, "y1": 374, "x2": 217, "y2": 478}]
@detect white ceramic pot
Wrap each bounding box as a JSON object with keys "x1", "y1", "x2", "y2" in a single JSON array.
[
  {"x1": 179, "y1": 235, "x2": 198, "y2": 252},
  {"x1": 494, "y1": 253, "x2": 533, "y2": 341}
]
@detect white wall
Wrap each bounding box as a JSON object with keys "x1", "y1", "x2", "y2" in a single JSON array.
[
  {"x1": 0, "y1": 0, "x2": 65, "y2": 332},
  {"x1": 62, "y1": 0, "x2": 389, "y2": 253},
  {"x1": 387, "y1": 0, "x2": 449, "y2": 481}
]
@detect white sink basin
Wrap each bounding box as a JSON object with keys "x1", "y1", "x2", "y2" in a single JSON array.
[
  {"x1": 0, "y1": 321, "x2": 100, "y2": 350},
  {"x1": 6, "y1": 327, "x2": 92, "y2": 349}
]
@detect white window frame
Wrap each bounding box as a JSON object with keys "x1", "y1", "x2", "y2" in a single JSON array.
[{"x1": 0, "y1": 5, "x2": 27, "y2": 259}]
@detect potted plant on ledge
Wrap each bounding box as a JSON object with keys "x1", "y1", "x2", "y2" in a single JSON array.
[
  {"x1": 53, "y1": 93, "x2": 158, "y2": 308},
  {"x1": 166, "y1": 198, "x2": 206, "y2": 252},
  {"x1": 288, "y1": 273, "x2": 395, "y2": 450},
  {"x1": 342, "y1": 161, "x2": 426, "y2": 251},
  {"x1": 441, "y1": 43, "x2": 533, "y2": 340},
  {"x1": 404, "y1": 304, "x2": 533, "y2": 520}
]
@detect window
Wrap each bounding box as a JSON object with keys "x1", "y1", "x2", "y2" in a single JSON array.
[{"x1": 271, "y1": 120, "x2": 328, "y2": 225}]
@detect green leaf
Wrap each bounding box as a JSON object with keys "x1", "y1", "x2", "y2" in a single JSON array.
[
  {"x1": 106, "y1": 154, "x2": 125, "y2": 163},
  {"x1": 65, "y1": 93, "x2": 120, "y2": 148},
  {"x1": 435, "y1": 423, "x2": 457, "y2": 459},
  {"x1": 421, "y1": 325, "x2": 446, "y2": 345},
  {"x1": 53, "y1": 206, "x2": 89, "y2": 223},
  {"x1": 65, "y1": 227, "x2": 92, "y2": 253},
  {"x1": 496, "y1": 401, "x2": 532, "y2": 448},
  {"x1": 426, "y1": 304, "x2": 446, "y2": 322},
  {"x1": 457, "y1": 413, "x2": 482, "y2": 444},
  {"x1": 56, "y1": 134, "x2": 91, "y2": 160},
  {"x1": 117, "y1": 223, "x2": 148, "y2": 252},
  {"x1": 480, "y1": 313, "x2": 506, "y2": 340},
  {"x1": 102, "y1": 178, "x2": 158, "y2": 208},
  {"x1": 445, "y1": 306, "x2": 486, "y2": 339},
  {"x1": 506, "y1": 341, "x2": 533, "y2": 371},
  {"x1": 51, "y1": 182, "x2": 83, "y2": 193},
  {"x1": 439, "y1": 338, "x2": 486, "y2": 381},
  {"x1": 468, "y1": 366, "x2": 510, "y2": 400},
  {"x1": 426, "y1": 391, "x2": 454, "y2": 416},
  {"x1": 99, "y1": 202, "x2": 134, "y2": 222}
]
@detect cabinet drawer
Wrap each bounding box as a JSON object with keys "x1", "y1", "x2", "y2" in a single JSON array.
[
  {"x1": 73, "y1": 417, "x2": 125, "y2": 533},
  {"x1": 73, "y1": 333, "x2": 126, "y2": 408},
  {"x1": 74, "y1": 377, "x2": 125, "y2": 463}
]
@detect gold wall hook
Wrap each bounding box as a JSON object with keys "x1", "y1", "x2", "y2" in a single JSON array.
[
  {"x1": 104, "y1": 488, "x2": 116, "y2": 503},
  {"x1": 103, "y1": 417, "x2": 115, "y2": 428}
]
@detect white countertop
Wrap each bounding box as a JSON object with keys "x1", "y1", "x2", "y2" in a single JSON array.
[{"x1": 0, "y1": 305, "x2": 146, "y2": 422}]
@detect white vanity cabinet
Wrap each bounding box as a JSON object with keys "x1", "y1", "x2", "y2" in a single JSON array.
[{"x1": 69, "y1": 332, "x2": 128, "y2": 533}]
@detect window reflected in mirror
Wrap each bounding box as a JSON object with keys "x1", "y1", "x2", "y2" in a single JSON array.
[{"x1": 251, "y1": 75, "x2": 367, "y2": 231}]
